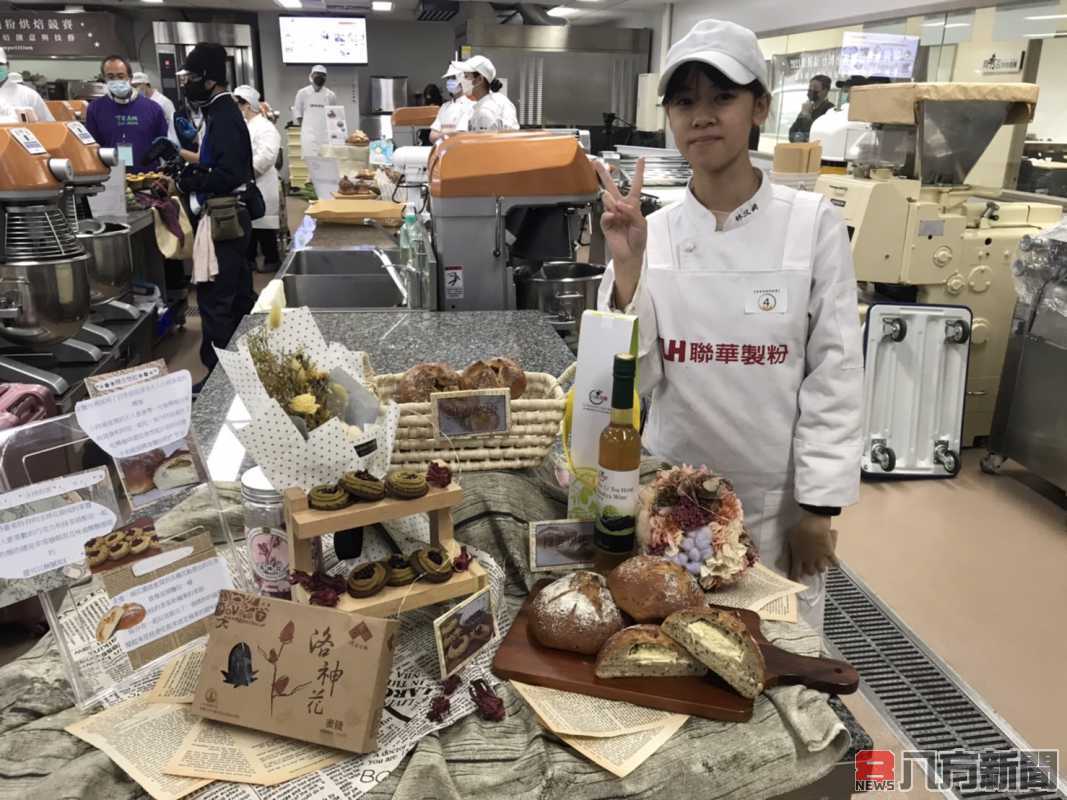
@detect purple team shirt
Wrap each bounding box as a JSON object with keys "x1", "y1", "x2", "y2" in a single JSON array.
[{"x1": 85, "y1": 94, "x2": 169, "y2": 172}]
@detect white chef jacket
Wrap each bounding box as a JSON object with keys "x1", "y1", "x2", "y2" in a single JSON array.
[
  {"x1": 430, "y1": 95, "x2": 474, "y2": 135},
  {"x1": 0, "y1": 79, "x2": 53, "y2": 122},
  {"x1": 247, "y1": 113, "x2": 282, "y2": 230},
  {"x1": 462, "y1": 91, "x2": 519, "y2": 132},
  {"x1": 293, "y1": 84, "x2": 337, "y2": 161},
  {"x1": 598, "y1": 176, "x2": 863, "y2": 629},
  {"x1": 147, "y1": 89, "x2": 178, "y2": 145}
]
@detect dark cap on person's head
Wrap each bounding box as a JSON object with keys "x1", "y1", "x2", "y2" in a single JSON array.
[{"x1": 180, "y1": 43, "x2": 228, "y2": 83}]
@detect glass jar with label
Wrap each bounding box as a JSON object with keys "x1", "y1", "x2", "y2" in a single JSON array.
[{"x1": 241, "y1": 466, "x2": 291, "y2": 598}]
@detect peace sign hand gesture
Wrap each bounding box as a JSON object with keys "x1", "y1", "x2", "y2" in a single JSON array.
[{"x1": 594, "y1": 157, "x2": 646, "y2": 308}]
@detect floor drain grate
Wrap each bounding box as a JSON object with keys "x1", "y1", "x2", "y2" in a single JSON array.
[{"x1": 824, "y1": 563, "x2": 1064, "y2": 799}]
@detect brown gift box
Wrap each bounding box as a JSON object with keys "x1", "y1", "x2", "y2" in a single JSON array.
[
  {"x1": 772, "y1": 142, "x2": 822, "y2": 174},
  {"x1": 192, "y1": 590, "x2": 397, "y2": 754}
]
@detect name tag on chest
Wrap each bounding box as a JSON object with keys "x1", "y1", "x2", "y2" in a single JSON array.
[{"x1": 744, "y1": 284, "x2": 788, "y2": 314}]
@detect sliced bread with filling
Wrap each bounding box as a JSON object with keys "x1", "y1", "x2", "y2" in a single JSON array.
[
  {"x1": 595, "y1": 624, "x2": 708, "y2": 679},
  {"x1": 661, "y1": 608, "x2": 766, "y2": 698}
]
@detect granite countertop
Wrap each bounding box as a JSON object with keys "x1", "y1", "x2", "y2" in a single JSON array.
[
  {"x1": 191, "y1": 309, "x2": 575, "y2": 482},
  {"x1": 308, "y1": 220, "x2": 396, "y2": 249}
]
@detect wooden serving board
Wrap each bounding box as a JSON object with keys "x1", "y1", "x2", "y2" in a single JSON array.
[{"x1": 492, "y1": 582, "x2": 859, "y2": 723}]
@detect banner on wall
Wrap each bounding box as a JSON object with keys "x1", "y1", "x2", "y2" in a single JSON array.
[{"x1": 0, "y1": 11, "x2": 126, "y2": 58}]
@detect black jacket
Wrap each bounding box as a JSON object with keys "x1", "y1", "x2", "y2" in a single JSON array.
[
  {"x1": 789, "y1": 99, "x2": 834, "y2": 143},
  {"x1": 186, "y1": 92, "x2": 253, "y2": 199}
]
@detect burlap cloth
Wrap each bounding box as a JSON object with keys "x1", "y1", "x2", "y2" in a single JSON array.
[{"x1": 0, "y1": 461, "x2": 851, "y2": 800}]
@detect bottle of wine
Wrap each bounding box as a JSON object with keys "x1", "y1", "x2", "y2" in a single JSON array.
[{"x1": 593, "y1": 353, "x2": 640, "y2": 573}]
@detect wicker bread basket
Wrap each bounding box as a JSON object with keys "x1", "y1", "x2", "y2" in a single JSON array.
[{"x1": 371, "y1": 370, "x2": 567, "y2": 472}]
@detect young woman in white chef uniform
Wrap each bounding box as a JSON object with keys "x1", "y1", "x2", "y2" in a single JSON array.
[
  {"x1": 235, "y1": 85, "x2": 282, "y2": 272},
  {"x1": 429, "y1": 62, "x2": 474, "y2": 143},
  {"x1": 596, "y1": 19, "x2": 864, "y2": 631},
  {"x1": 455, "y1": 55, "x2": 519, "y2": 133}
]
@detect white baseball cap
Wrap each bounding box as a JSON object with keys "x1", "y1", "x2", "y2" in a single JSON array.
[
  {"x1": 310, "y1": 64, "x2": 328, "y2": 76},
  {"x1": 131, "y1": 71, "x2": 149, "y2": 86},
  {"x1": 658, "y1": 19, "x2": 768, "y2": 96},
  {"x1": 441, "y1": 61, "x2": 463, "y2": 79},
  {"x1": 234, "y1": 84, "x2": 261, "y2": 108},
  {"x1": 455, "y1": 55, "x2": 495, "y2": 83}
]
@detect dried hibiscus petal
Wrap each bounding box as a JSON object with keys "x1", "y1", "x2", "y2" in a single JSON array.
[
  {"x1": 441, "y1": 674, "x2": 462, "y2": 695},
  {"x1": 426, "y1": 461, "x2": 453, "y2": 489},
  {"x1": 469, "y1": 679, "x2": 505, "y2": 722},
  {"x1": 309, "y1": 589, "x2": 340, "y2": 607},
  {"x1": 453, "y1": 546, "x2": 472, "y2": 572},
  {"x1": 427, "y1": 694, "x2": 451, "y2": 723}
]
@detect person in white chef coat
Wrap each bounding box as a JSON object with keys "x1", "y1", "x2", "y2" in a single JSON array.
[
  {"x1": 454, "y1": 55, "x2": 518, "y2": 133},
  {"x1": 0, "y1": 48, "x2": 52, "y2": 122},
  {"x1": 596, "y1": 19, "x2": 863, "y2": 632},
  {"x1": 131, "y1": 71, "x2": 179, "y2": 144},
  {"x1": 429, "y1": 62, "x2": 474, "y2": 143},
  {"x1": 293, "y1": 65, "x2": 336, "y2": 161},
  {"x1": 235, "y1": 85, "x2": 282, "y2": 273}
]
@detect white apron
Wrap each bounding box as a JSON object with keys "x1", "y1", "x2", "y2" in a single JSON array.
[
  {"x1": 298, "y1": 87, "x2": 332, "y2": 161},
  {"x1": 642, "y1": 191, "x2": 827, "y2": 630}
]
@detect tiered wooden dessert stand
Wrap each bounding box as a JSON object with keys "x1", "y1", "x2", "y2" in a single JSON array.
[{"x1": 283, "y1": 483, "x2": 488, "y2": 618}]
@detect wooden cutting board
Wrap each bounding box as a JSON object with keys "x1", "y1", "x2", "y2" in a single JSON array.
[{"x1": 492, "y1": 582, "x2": 859, "y2": 722}]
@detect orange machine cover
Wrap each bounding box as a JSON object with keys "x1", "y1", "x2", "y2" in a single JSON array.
[
  {"x1": 392, "y1": 106, "x2": 439, "y2": 127},
  {"x1": 429, "y1": 132, "x2": 598, "y2": 198},
  {"x1": 23, "y1": 122, "x2": 107, "y2": 181},
  {"x1": 46, "y1": 100, "x2": 87, "y2": 122},
  {"x1": 0, "y1": 127, "x2": 64, "y2": 191}
]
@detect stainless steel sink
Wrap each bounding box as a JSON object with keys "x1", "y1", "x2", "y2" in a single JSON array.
[
  {"x1": 276, "y1": 246, "x2": 408, "y2": 310},
  {"x1": 282, "y1": 247, "x2": 396, "y2": 277},
  {"x1": 281, "y1": 273, "x2": 404, "y2": 309}
]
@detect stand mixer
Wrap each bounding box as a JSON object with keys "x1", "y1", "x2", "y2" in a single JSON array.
[
  {"x1": 814, "y1": 83, "x2": 1062, "y2": 444},
  {"x1": 24, "y1": 121, "x2": 141, "y2": 326},
  {"x1": 428, "y1": 131, "x2": 598, "y2": 311},
  {"x1": 45, "y1": 100, "x2": 88, "y2": 123},
  {"x1": 0, "y1": 125, "x2": 95, "y2": 394}
]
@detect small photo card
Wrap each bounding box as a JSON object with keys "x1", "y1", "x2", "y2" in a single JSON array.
[
  {"x1": 431, "y1": 389, "x2": 511, "y2": 440},
  {"x1": 433, "y1": 586, "x2": 497, "y2": 680},
  {"x1": 528, "y1": 519, "x2": 596, "y2": 572}
]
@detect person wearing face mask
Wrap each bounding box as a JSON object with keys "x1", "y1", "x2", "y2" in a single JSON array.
[
  {"x1": 177, "y1": 43, "x2": 258, "y2": 377},
  {"x1": 131, "y1": 72, "x2": 178, "y2": 145},
  {"x1": 234, "y1": 85, "x2": 282, "y2": 274},
  {"x1": 789, "y1": 74, "x2": 833, "y2": 143},
  {"x1": 293, "y1": 65, "x2": 336, "y2": 161},
  {"x1": 85, "y1": 55, "x2": 168, "y2": 172},
  {"x1": 0, "y1": 49, "x2": 52, "y2": 122},
  {"x1": 453, "y1": 55, "x2": 518, "y2": 133},
  {"x1": 429, "y1": 62, "x2": 474, "y2": 144},
  {"x1": 596, "y1": 20, "x2": 862, "y2": 633}
]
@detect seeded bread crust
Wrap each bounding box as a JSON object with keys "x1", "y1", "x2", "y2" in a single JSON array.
[
  {"x1": 662, "y1": 607, "x2": 766, "y2": 699},
  {"x1": 595, "y1": 624, "x2": 708, "y2": 679},
  {"x1": 528, "y1": 571, "x2": 624, "y2": 656},
  {"x1": 608, "y1": 555, "x2": 708, "y2": 623}
]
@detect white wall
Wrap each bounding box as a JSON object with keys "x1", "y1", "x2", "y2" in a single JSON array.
[
  {"x1": 257, "y1": 13, "x2": 455, "y2": 129},
  {"x1": 611, "y1": 7, "x2": 668, "y2": 71},
  {"x1": 1030, "y1": 37, "x2": 1067, "y2": 139},
  {"x1": 671, "y1": 0, "x2": 982, "y2": 41}
]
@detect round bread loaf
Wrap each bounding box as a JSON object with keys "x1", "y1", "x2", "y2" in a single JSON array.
[
  {"x1": 608, "y1": 554, "x2": 708, "y2": 623},
  {"x1": 395, "y1": 363, "x2": 463, "y2": 403},
  {"x1": 461, "y1": 357, "x2": 527, "y2": 399},
  {"x1": 528, "y1": 571, "x2": 623, "y2": 655},
  {"x1": 119, "y1": 449, "x2": 166, "y2": 495}
]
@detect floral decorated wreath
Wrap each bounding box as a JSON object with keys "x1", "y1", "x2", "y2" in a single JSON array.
[{"x1": 637, "y1": 465, "x2": 758, "y2": 591}]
